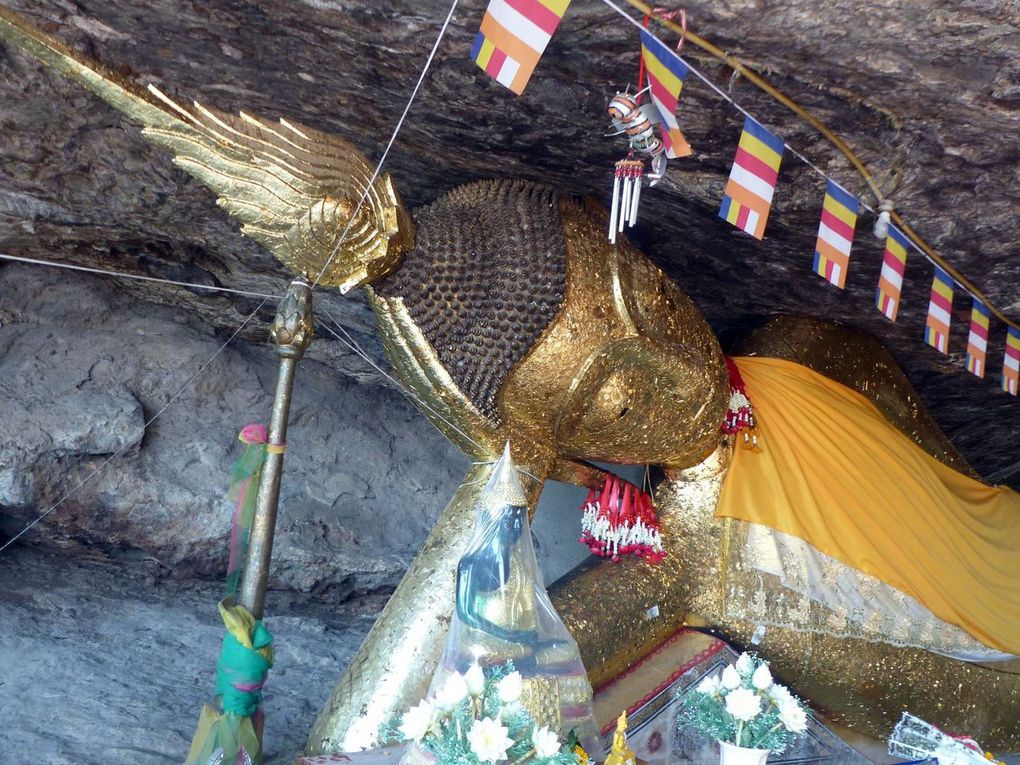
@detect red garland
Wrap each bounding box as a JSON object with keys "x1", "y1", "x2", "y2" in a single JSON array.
[
  {"x1": 579, "y1": 473, "x2": 666, "y2": 564},
  {"x1": 721, "y1": 356, "x2": 760, "y2": 451}
]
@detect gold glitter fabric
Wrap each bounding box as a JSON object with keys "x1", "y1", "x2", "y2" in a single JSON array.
[
  {"x1": 557, "y1": 440, "x2": 1020, "y2": 748},
  {"x1": 731, "y1": 316, "x2": 977, "y2": 476},
  {"x1": 648, "y1": 447, "x2": 1020, "y2": 749}
]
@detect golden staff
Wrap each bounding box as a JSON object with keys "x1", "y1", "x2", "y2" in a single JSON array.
[{"x1": 238, "y1": 279, "x2": 313, "y2": 619}]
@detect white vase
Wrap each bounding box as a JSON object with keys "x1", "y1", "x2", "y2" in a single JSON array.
[{"x1": 718, "y1": 739, "x2": 769, "y2": 765}]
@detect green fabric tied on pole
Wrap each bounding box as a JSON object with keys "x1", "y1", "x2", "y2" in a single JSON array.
[
  {"x1": 225, "y1": 424, "x2": 271, "y2": 597},
  {"x1": 187, "y1": 425, "x2": 278, "y2": 765},
  {"x1": 186, "y1": 600, "x2": 275, "y2": 765},
  {"x1": 216, "y1": 619, "x2": 274, "y2": 717}
]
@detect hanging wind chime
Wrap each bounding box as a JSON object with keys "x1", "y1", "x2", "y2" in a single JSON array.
[
  {"x1": 606, "y1": 92, "x2": 664, "y2": 244},
  {"x1": 606, "y1": 9, "x2": 689, "y2": 244}
]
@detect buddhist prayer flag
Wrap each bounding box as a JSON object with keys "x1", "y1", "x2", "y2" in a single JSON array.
[
  {"x1": 812, "y1": 180, "x2": 860, "y2": 288},
  {"x1": 640, "y1": 28, "x2": 691, "y2": 159},
  {"x1": 718, "y1": 117, "x2": 784, "y2": 240},
  {"x1": 471, "y1": 0, "x2": 572, "y2": 95},
  {"x1": 924, "y1": 267, "x2": 954, "y2": 354},
  {"x1": 965, "y1": 299, "x2": 991, "y2": 377},
  {"x1": 875, "y1": 225, "x2": 910, "y2": 322},
  {"x1": 1003, "y1": 327, "x2": 1020, "y2": 396}
]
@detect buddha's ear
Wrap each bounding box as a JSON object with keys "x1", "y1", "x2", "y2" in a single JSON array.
[{"x1": 555, "y1": 336, "x2": 726, "y2": 468}]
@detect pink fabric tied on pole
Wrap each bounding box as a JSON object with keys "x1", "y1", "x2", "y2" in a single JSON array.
[
  {"x1": 239, "y1": 423, "x2": 268, "y2": 445},
  {"x1": 225, "y1": 424, "x2": 270, "y2": 595}
]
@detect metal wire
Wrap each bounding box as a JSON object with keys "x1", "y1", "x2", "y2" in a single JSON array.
[{"x1": 0, "y1": 298, "x2": 270, "y2": 554}]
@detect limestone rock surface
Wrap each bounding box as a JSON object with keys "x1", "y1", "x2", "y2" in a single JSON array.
[
  {"x1": 0, "y1": 4, "x2": 1018, "y2": 760},
  {"x1": 0, "y1": 547, "x2": 375, "y2": 765},
  {"x1": 0, "y1": 263, "x2": 468, "y2": 594},
  {"x1": 0, "y1": 0, "x2": 1017, "y2": 572},
  {"x1": 1, "y1": 1, "x2": 1011, "y2": 491}
]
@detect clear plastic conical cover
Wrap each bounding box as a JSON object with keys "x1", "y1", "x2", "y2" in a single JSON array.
[{"x1": 410, "y1": 444, "x2": 601, "y2": 760}]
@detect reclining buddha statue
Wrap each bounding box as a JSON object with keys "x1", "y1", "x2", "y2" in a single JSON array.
[{"x1": 1, "y1": 4, "x2": 1018, "y2": 755}]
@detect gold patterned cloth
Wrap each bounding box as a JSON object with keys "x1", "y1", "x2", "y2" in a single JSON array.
[
  {"x1": 724, "y1": 521, "x2": 1012, "y2": 659},
  {"x1": 717, "y1": 357, "x2": 1020, "y2": 654}
]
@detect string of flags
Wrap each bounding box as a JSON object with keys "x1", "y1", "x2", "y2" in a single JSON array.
[
  {"x1": 639, "y1": 26, "x2": 692, "y2": 160},
  {"x1": 813, "y1": 180, "x2": 860, "y2": 289},
  {"x1": 966, "y1": 300, "x2": 991, "y2": 378},
  {"x1": 925, "y1": 267, "x2": 954, "y2": 355},
  {"x1": 1005, "y1": 328, "x2": 1020, "y2": 395},
  {"x1": 876, "y1": 226, "x2": 910, "y2": 323},
  {"x1": 469, "y1": 0, "x2": 1020, "y2": 396},
  {"x1": 718, "y1": 116, "x2": 784, "y2": 241},
  {"x1": 471, "y1": 0, "x2": 573, "y2": 95}
]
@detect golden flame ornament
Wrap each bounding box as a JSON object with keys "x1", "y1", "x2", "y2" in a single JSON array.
[{"x1": 604, "y1": 711, "x2": 638, "y2": 765}]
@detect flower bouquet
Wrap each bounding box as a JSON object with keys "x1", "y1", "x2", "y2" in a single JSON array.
[
  {"x1": 387, "y1": 660, "x2": 586, "y2": 764},
  {"x1": 677, "y1": 653, "x2": 809, "y2": 765}
]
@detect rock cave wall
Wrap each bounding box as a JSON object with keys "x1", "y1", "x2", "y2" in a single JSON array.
[
  {"x1": 0, "y1": 0, "x2": 1017, "y2": 593},
  {"x1": 0, "y1": 262, "x2": 473, "y2": 595}
]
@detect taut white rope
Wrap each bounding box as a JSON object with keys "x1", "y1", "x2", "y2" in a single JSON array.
[
  {"x1": 0, "y1": 0, "x2": 465, "y2": 552},
  {"x1": 317, "y1": 310, "x2": 488, "y2": 453},
  {"x1": 598, "y1": 0, "x2": 984, "y2": 305},
  {"x1": 0, "y1": 252, "x2": 277, "y2": 299}
]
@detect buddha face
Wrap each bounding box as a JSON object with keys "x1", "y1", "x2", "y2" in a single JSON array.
[
  {"x1": 553, "y1": 335, "x2": 728, "y2": 468},
  {"x1": 496, "y1": 201, "x2": 730, "y2": 470}
]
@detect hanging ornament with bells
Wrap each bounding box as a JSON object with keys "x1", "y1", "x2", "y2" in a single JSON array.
[
  {"x1": 605, "y1": 8, "x2": 690, "y2": 244},
  {"x1": 606, "y1": 91, "x2": 666, "y2": 244}
]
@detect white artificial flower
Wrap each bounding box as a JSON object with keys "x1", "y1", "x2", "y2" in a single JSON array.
[
  {"x1": 531, "y1": 725, "x2": 561, "y2": 758},
  {"x1": 724, "y1": 687, "x2": 762, "y2": 722},
  {"x1": 934, "y1": 744, "x2": 965, "y2": 765},
  {"x1": 751, "y1": 663, "x2": 773, "y2": 690},
  {"x1": 497, "y1": 671, "x2": 523, "y2": 704},
  {"x1": 767, "y1": 683, "x2": 794, "y2": 707},
  {"x1": 499, "y1": 700, "x2": 525, "y2": 722},
  {"x1": 779, "y1": 698, "x2": 808, "y2": 733},
  {"x1": 735, "y1": 653, "x2": 754, "y2": 676},
  {"x1": 465, "y1": 662, "x2": 486, "y2": 697},
  {"x1": 696, "y1": 675, "x2": 722, "y2": 696},
  {"x1": 344, "y1": 715, "x2": 378, "y2": 752},
  {"x1": 399, "y1": 699, "x2": 435, "y2": 742},
  {"x1": 467, "y1": 716, "x2": 514, "y2": 763},
  {"x1": 721, "y1": 665, "x2": 742, "y2": 690},
  {"x1": 435, "y1": 672, "x2": 469, "y2": 710}
]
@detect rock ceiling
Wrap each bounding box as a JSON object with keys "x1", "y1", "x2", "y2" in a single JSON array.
[{"x1": 0, "y1": 0, "x2": 1017, "y2": 484}]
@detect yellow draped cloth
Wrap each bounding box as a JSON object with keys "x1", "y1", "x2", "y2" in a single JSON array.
[{"x1": 716, "y1": 356, "x2": 1020, "y2": 654}]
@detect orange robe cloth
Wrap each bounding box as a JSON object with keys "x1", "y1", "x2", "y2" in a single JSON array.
[{"x1": 717, "y1": 356, "x2": 1020, "y2": 654}]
